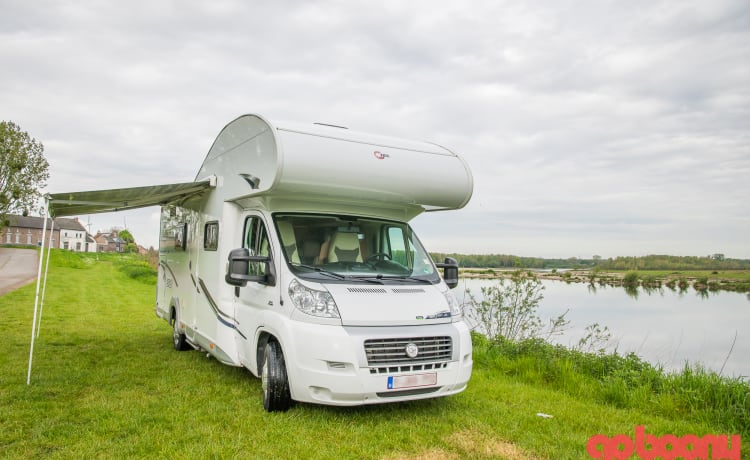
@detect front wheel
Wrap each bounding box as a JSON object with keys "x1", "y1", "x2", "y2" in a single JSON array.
[{"x1": 261, "y1": 341, "x2": 292, "y2": 412}]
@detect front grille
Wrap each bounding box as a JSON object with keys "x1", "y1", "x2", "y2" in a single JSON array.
[
  {"x1": 368, "y1": 361, "x2": 448, "y2": 375},
  {"x1": 364, "y1": 336, "x2": 452, "y2": 367},
  {"x1": 376, "y1": 387, "x2": 441, "y2": 398}
]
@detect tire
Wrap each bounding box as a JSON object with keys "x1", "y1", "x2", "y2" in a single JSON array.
[
  {"x1": 172, "y1": 311, "x2": 190, "y2": 351},
  {"x1": 262, "y1": 341, "x2": 292, "y2": 412}
]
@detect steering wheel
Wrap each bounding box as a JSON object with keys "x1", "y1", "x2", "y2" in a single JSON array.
[{"x1": 366, "y1": 253, "x2": 392, "y2": 263}]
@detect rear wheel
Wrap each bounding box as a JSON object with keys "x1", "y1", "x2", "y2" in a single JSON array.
[
  {"x1": 172, "y1": 311, "x2": 190, "y2": 351},
  {"x1": 261, "y1": 341, "x2": 291, "y2": 412}
]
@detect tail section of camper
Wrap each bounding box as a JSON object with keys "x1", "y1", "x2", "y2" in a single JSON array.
[{"x1": 156, "y1": 204, "x2": 241, "y2": 366}]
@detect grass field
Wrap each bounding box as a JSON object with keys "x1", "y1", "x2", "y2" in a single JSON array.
[{"x1": 1, "y1": 250, "x2": 746, "y2": 459}]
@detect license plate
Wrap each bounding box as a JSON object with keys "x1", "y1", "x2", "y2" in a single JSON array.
[{"x1": 387, "y1": 373, "x2": 437, "y2": 390}]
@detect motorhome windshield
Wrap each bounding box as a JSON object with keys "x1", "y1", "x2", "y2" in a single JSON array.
[{"x1": 274, "y1": 214, "x2": 439, "y2": 283}]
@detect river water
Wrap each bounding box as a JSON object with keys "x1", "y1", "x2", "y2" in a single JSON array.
[{"x1": 456, "y1": 278, "x2": 750, "y2": 378}]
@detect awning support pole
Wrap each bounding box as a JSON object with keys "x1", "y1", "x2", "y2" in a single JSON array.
[
  {"x1": 27, "y1": 197, "x2": 49, "y2": 385},
  {"x1": 36, "y1": 218, "x2": 54, "y2": 339}
]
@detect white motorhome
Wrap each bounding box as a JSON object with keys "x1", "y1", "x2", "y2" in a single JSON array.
[{"x1": 46, "y1": 114, "x2": 474, "y2": 411}]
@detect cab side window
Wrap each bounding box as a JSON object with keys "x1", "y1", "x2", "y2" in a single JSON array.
[
  {"x1": 386, "y1": 226, "x2": 412, "y2": 267},
  {"x1": 243, "y1": 216, "x2": 270, "y2": 276}
]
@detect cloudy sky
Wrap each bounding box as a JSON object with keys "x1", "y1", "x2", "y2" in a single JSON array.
[{"x1": 2, "y1": 0, "x2": 748, "y2": 258}]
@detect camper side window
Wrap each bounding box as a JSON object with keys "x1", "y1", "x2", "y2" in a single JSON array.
[
  {"x1": 243, "y1": 216, "x2": 270, "y2": 276},
  {"x1": 204, "y1": 221, "x2": 219, "y2": 251},
  {"x1": 175, "y1": 223, "x2": 187, "y2": 251}
]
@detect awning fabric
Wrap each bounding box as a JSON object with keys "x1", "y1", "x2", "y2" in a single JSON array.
[
  {"x1": 48, "y1": 180, "x2": 213, "y2": 217},
  {"x1": 27, "y1": 178, "x2": 214, "y2": 384}
]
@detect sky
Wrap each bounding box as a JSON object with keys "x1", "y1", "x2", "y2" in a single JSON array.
[{"x1": 2, "y1": 0, "x2": 748, "y2": 259}]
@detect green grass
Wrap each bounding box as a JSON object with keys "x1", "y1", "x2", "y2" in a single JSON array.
[
  {"x1": 1, "y1": 250, "x2": 747, "y2": 459},
  {"x1": 473, "y1": 336, "x2": 749, "y2": 436}
]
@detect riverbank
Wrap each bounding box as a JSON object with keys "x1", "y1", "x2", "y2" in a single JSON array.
[{"x1": 460, "y1": 267, "x2": 750, "y2": 294}]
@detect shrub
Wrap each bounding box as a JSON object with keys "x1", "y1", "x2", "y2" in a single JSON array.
[
  {"x1": 465, "y1": 271, "x2": 569, "y2": 342},
  {"x1": 623, "y1": 271, "x2": 640, "y2": 287},
  {"x1": 677, "y1": 277, "x2": 689, "y2": 291},
  {"x1": 113, "y1": 255, "x2": 157, "y2": 284}
]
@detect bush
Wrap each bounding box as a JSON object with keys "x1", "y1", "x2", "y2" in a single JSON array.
[
  {"x1": 465, "y1": 271, "x2": 568, "y2": 342},
  {"x1": 623, "y1": 271, "x2": 640, "y2": 287},
  {"x1": 114, "y1": 257, "x2": 157, "y2": 284}
]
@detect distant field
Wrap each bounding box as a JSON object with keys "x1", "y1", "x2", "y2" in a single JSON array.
[
  {"x1": 461, "y1": 267, "x2": 750, "y2": 279},
  {"x1": 460, "y1": 267, "x2": 750, "y2": 293},
  {"x1": 613, "y1": 269, "x2": 750, "y2": 281},
  {"x1": 1, "y1": 251, "x2": 746, "y2": 459}
]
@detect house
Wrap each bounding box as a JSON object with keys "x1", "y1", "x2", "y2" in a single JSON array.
[
  {"x1": 57, "y1": 217, "x2": 90, "y2": 252},
  {"x1": 93, "y1": 231, "x2": 126, "y2": 253},
  {"x1": 85, "y1": 234, "x2": 98, "y2": 253},
  {"x1": 0, "y1": 215, "x2": 91, "y2": 251}
]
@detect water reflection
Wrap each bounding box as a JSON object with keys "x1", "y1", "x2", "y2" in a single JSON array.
[{"x1": 458, "y1": 278, "x2": 750, "y2": 378}]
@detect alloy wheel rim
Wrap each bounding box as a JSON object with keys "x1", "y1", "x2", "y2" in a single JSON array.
[{"x1": 261, "y1": 360, "x2": 269, "y2": 396}]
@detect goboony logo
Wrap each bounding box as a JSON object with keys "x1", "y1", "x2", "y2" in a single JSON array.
[{"x1": 586, "y1": 426, "x2": 741, "y2": 460}]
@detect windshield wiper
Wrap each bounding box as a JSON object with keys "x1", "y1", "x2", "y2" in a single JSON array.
[
  {"x1": 347, "y1": 275, "x2": 385, "y2": 285},
  {"x1": 291, "y1": 263, "x2": 346, "y2": 280},
  {"x1": 352, "y1": 275, "x2": 433, "y2": 284},
  {"x1": 378, "y1": 275, "x2": 434, "y2": 284}
]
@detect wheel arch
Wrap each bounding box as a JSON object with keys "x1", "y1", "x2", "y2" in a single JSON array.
[
  {"x1": 169, "y1": 297, "x2": 181, "y2": 325},
  {"x1": 256, "y1": 330, "x2": 275, "y2": 375}
]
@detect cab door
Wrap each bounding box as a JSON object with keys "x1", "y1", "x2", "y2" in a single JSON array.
[{"x1": 233, "y1": 213, "x2": 277, "y2": 370}]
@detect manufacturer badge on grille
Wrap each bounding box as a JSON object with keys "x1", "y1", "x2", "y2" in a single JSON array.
[{"x1": 405, "y1": 342, "x2": 419, "y2": 358}]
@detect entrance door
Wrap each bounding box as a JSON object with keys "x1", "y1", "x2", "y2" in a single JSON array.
[{"x1": 233, "y1": 213, "x2": 277, "y2": 370}]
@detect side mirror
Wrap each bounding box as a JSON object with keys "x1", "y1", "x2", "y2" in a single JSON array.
[
  {"x1": 435, "y1": 257, "x2": 459, "y2": 289},
  {"x1": 225, "y1": 248, "x2": 276, "y2": 287}
]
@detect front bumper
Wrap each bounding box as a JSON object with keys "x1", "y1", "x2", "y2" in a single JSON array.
[{"x1": 282, "y1": 320, "x2": 473, "y2": 406}]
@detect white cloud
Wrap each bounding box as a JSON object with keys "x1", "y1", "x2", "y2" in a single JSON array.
[{"x1": 2, "y1": 0, "x2": 748, "y2": 257}]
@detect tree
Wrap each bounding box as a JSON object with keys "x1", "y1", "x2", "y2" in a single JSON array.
[
  {"x1": 117, "y1": 229, "x2": 137, "y2": 252},
  {"x1": 119, "y1": 229, "x2": 135, "y2": 244},
  {"x1": 0, "y1": 121, "x2": 49, "y2": 228}
]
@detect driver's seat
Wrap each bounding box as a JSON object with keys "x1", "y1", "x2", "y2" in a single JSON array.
[{"x1": 327, "y1": 232, "x2": 362, "y2": 263}]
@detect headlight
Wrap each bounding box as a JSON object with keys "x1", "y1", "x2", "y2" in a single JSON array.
[
  {"x1": 288, "y1": 279, "x2": 340, "y2": 318},
  {"x1": 444, "y1": 290, "x2": 462, "y2": 319}
]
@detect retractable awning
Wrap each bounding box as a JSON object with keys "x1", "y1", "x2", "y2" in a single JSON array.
[
  {"x1": 27, "y1": 178, "x2": 215, "y2": 385},
  {"x1": 48, "y1": 179, "x2": 215, "y2": 217}
]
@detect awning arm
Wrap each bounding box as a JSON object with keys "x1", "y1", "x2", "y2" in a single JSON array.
[
  {"x1": 27, "y1": 197, "x2": 49, "y2": 385},
  {"x1": 36, "y1": 218, "x2": 55, "y2": 339}
]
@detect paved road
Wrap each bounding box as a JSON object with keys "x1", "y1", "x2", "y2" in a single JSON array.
[{"x1": 0, "y1": 248, "x2": 39, "y2": 296}]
